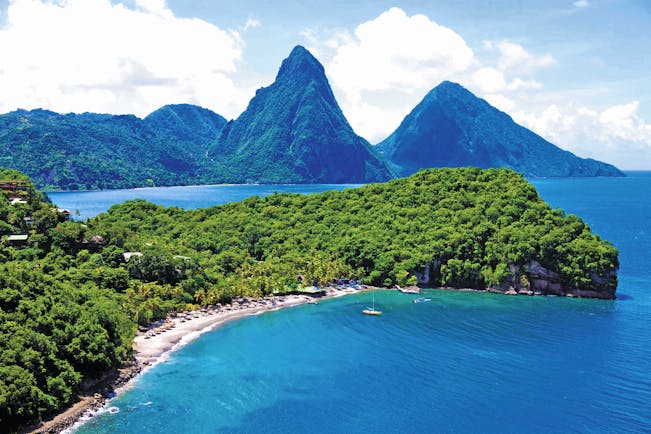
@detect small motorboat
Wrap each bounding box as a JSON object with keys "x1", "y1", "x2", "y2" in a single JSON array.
[
  {"x1": 412, "y1": 297, "x2": 431, "y2": 303},
  {"x1": 362, "y1": 308, "x2": 382, "y2": 316}
]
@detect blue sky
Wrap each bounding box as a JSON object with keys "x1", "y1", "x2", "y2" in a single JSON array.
[{"x1": 0, "y1": 0, "x2": 649, "y2": 169}]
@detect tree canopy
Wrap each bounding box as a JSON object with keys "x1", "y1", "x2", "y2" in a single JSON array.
[{"x1": 0, "y1": 166, "x2": 618, "y2": 431}]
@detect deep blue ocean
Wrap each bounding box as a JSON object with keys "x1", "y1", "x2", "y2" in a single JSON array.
[{"x1": 58, "y1": 172, "x2": 651, "y2": 433}]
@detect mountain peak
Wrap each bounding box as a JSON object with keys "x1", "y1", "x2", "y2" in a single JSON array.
[
  {"x1": 275, "y1": 45, "x2": 325, "y2": 84},
  {"x1": 437, "y1": 80, "x2": 462, "y2": 90},
  {"x1": 428, "y1": 81, "x2": 475, "y2": 101},
  {"x1": 289, "y1": 44, "x2": 312, "y2": 59},
  {"x1": 206, "y1": 45, "x2": 393, "y2": 183},
  {"x1": 377, "y1": 81, "x2": 624, "y2": 178}
]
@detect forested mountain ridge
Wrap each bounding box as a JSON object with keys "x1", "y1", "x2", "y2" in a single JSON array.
[
  {"x1": 0, "y1": 49, "x2": 625, "y2": 190},
  {"x1": 0, "y1": 104, "x2": 226, "y2": 190},
  {"x1": 376, "y1": 81, "x2": 624, "y2": 178},
  {"x1": 0, "y1": 46, "x2": 393, "y2": 189},
  {"x1": 204, "y1": 45, "x2": 393, "y2": 183},
  {"x1": 143, "y1": 103, "x2": 227, "y2": 153},
  {"x1": 0, "y1": 166, "x2": 618, "y2": 430}
]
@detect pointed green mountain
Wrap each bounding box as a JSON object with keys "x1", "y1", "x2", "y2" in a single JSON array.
[
  {"x1": 206, "y1": 45, "x2": 393, "y2": 183},
  {"x1": 376, "y1": 81, "x2": 624, "y2": 177}
]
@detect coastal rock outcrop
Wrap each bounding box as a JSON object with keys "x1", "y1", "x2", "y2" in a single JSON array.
[
  {"x1": 415, "y1": 260, "x2": 441, "y2": 285},
  {"x1": 413, "y1": 259, "x2": 616, "y2": 299},
  {"x1": 521, "y1": 260, "x2": 616, "y2": 299},
  {"x1": 525, "y1": 260, "x2": 562, "y2": 294}
]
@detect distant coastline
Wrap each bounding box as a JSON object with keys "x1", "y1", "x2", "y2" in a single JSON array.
[
  {"x1": 46, "y1": 183, "x2": 363, "y2": 221},
  {"x1": 46, "y1": 181, "x2": 360, "y2": 193},
  {"x1": 45, "y1": 170, "x2": 650, "y2": 195}
]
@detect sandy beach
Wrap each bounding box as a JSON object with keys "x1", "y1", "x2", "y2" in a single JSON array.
[
  {"x1": 134, "y1": 286, "x2": 363, "y2": 367},
  {"x1": 135, "y1": 293, "x2": 321, "y2": 366},
  {"x1": 32, "y1": 285, "x2": 364, "y2": 433}
]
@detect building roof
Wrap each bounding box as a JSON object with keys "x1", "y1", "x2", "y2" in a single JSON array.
[
  {"x1": 297, "y1": 286, "x2": 326, "y2": 294},
  {"x1": 173, "y1": 255, "x2": 192, "y2": 261},
  {"x1": 123, "y1": 252, "x2": 143, "y2": 261},
  {"x1": 7, "y1": 234, "x2": 28, "y2": 241}
]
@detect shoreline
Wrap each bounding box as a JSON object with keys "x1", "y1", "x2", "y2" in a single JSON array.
[
  {"x1": 28, "y1": 283, "x2": 604, "y2": 433},
  {"x1": 132, "y1": 285, "x2": 367, "y2": 369},
  {"x1": 44, "y1": 181, "x2": 365, "y2": 194},
  {"x1": 30, "y1": 285, "x2": 367, "y2": 434}
]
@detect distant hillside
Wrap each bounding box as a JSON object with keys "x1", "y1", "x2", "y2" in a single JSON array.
[
  {"x1": 144, "y1": 104, "x2": 227, "y2": 152},
  {"x1": 0, "y1": 104, "x2": 226, "y2": 190},
  {"x1": 376, "y1": 81, "x2": 624, "y2": 177},
  {"x1": 205, "y1": 46, "x2": 393, "y2": 183},
  {"x1": 0, "y1": 59, "x2": 625, "y2": 191}
]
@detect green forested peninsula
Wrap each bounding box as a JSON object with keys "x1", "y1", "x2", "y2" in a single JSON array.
[
  {"x1": 88, "y1": 167, "x2": 618, "y2": 300},
  {"x1": 0, "y1": 167, "x2": 618, "y2": 430}
]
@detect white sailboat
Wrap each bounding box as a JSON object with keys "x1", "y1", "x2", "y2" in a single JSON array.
[{"x1": 362, "y1": 292, "x2": 382, "y2": 316}]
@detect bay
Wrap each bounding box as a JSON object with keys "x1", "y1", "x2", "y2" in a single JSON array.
[
  {"x1": 70, "y1": 172, "x2": 651, "y2": 432},
  {"x1": 47, "y1": 183, "x2": 362, "y2": 221}
]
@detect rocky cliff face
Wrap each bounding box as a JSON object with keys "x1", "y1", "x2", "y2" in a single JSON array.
[
  {"x1": 517, "y1": 260, "x2": 615, "y2": 299},
  {"x1": 414, "y1": 259, "x2": 616, "y2": 299}
]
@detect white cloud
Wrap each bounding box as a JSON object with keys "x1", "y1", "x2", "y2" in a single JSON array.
[
  {"x1": 573, "y1": 0, "x2": 590, "y2": 8},
  {"x1": 496, "y1": 41, "x2": 556, "y2": 73},
  {"x1": 514, "y1": 105, "x2": 575, "y2": 139},
  {"x1": 309, "y1": 7, "x2": 474, "y2": 141},
  {"x1": 484, "y1": 93, "x2": 516, "y2": 113},
  {"x1": 472, "y1": 67, "x2": 506, "y2": 93},
  {"x1": 341, "y1": 101, "x2": 410, "y2": 145},
  {"x1": 506, "y1": 78, "x2": 542, "y2": 91},
  {"x1": 301, "y1": 9, "x2": 648, "y2": 169},
  {"x1": 243, "y1": 17, "x2": 261, "y2": 31},
  {"x1": 328, "y1": 7, "x2": 474, "y2": 101},
  {"x1": 513, "y1": 102, "x2": 651, "y2": 169},
  {"x1": 0, "y1": 0, "x2": 251, "y2": 119},
  {"x1": 600, "y1": 101, "x2": 639, "y2": 131}
]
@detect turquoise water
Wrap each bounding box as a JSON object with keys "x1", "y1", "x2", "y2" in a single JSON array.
[
  {"x1": 47, "y1": 184, "x2": 361, "y2": 220},
  {"x1": 71, "y1": 172, "x2": 651, "y2": 432}
]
